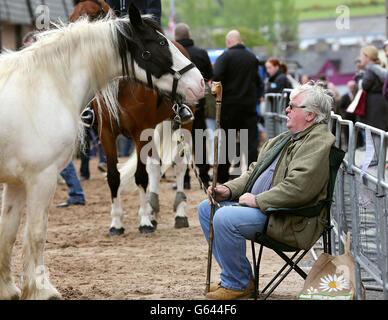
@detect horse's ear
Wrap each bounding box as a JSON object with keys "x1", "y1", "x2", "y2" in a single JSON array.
[{"x1": 128, "y1": 3, "x2": 142, "y2": 27}]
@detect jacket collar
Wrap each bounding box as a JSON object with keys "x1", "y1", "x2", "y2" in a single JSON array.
[
  {"x1": 228, "y1": 44, "x2": 245, "y2": 50},
  {"x1": 269, "y1": 69, "x2": 284, "y2": 81},
  {"x1": 291, "y1": 123, "x2": 320, "y2": 141},
  {"x1": 176, "y1": 38, "x2": 194, "y2": 47}
]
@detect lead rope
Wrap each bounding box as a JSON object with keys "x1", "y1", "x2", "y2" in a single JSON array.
[{"x1": 174, "y1": 128, "x2": 224, "y2": 209}]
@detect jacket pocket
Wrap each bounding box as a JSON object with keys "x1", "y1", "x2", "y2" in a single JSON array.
[{"x1": 291, "y1": 216, "x2": 308, "y2": 232}]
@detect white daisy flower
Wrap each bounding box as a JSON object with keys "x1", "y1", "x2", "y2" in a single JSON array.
[
  {"x1": 319, "y1": 274, "x2": 349, "y2": 292},
  {"x1": 307, "y1": 287, "x2": 318, "y2": 294}
]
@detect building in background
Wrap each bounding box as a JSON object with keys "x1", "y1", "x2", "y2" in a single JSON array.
[{"x1": 0, "y1": 0, "x2": 74, "y2": 50}]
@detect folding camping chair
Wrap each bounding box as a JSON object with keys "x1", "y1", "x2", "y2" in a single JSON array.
[{"x1": 250, "y1": 145, "x2": 345, "y2": 300}]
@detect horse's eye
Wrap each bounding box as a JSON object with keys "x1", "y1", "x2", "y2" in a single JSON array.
[{"x1": 160, "y1": 40, "x2": 167, "y2": 46}]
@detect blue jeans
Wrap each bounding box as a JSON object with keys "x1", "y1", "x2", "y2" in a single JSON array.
[
  {"x1": 60, "y1": 161, "x2": 85, "y2": 203},
  {"x1": 198, "y1": 200, "x2": 268, "y2": 291}
]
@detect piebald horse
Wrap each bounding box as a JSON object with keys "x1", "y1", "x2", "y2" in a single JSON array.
[
  {"x1": 0, "y1": 5, "x2": 204, "y2": 300},
  {"x1": 71, "y1": 0, "x2": 197, "y2": 235},
  {"x1": 94, "y1": 80, "x2": 195, "y2": 235}
]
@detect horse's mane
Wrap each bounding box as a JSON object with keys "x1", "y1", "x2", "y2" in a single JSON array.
[{"x1": 0, "y1": 15, "x2": 117, "y2": 95}]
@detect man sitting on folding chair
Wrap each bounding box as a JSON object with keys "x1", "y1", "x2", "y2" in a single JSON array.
[{"x1": 198, "y1": 80, "x2": 336, "y2": 300}]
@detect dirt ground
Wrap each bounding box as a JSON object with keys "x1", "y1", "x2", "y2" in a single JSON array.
[{"x1": 6, "y1": 157, "x2": 312, "y2": 300}]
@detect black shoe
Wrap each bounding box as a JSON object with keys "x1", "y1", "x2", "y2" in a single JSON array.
[
  {"x1": 56, "y1": 200, "x2": 86, "y2": 208},
  {"x1": 80, "y1": 176, "x2": 89, "y2": 181}
]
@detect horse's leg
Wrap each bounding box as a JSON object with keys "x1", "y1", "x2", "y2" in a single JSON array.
[
  {"x1": 0, "y1": 183, "x2": 25, "y2": 300},
  {"x1": 145, "y1": 155, "x2": 160, "y2": 227},
  {"x1": 137, "y1": 160, "x2": 157, "y2": 234},
  {"x1": 103, "y1": 137, "x2": 125, "y2": 236},
  {"x1": 173, "y1": 158, "x2": 189, "y2": 229},
  {"x1": 21, "y1": 168, "x2": 61, "y2": 300}
]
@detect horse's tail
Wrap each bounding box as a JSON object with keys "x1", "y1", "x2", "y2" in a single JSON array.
[
  {"x1": 154, "y1": 121, "x2": 192, "y2": 176},
  {"x1": 154, "y1": 121, "x2": 175, "y2": 175},
  {"x1": 118, "y1": 151, "x2": 138, "y2": 193}
]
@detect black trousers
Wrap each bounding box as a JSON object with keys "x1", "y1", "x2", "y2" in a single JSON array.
[
  {"x1": 184, "y1": 99, "x2": 210, "y2": 184},
  {"x1": 217, "y1": 104, "x2": 259, "y2": 184}
]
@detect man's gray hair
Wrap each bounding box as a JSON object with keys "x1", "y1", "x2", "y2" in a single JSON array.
[
  {"x1": 290, "y1": 80, "x2": 334, "y2": 124},
  {"x1": 174, "y1": 23, "x2": 190, "y2": 40}
]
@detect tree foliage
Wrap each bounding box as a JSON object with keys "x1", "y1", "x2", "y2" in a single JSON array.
[
  {"x1": 278, "y1": 0, "x2": 299, "y2": 43},
  {"x1": 211, "y1": 27, "x2": 271, "y2": 51},
  {"x1": 161, "y1": 0, "x2": 298, "y2": 49}
]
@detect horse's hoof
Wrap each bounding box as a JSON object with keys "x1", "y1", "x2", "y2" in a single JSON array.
[
  {"x1": 151, "y1": 220, "x2": 158, "y2": 229},
  {"x1": 175, "y1": 216, "x2": 189, "y2": 229},
  {"x1": 109, "y1": 227, "x2": 125, "y2": 236},
  {"x1": 139, "y1": 225, "x2": 156, "y2": 234}
]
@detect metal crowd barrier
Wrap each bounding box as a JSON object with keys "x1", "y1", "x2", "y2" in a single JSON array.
[{"x1": 262, "y1": 91, "x2": 388, "y2": 300}]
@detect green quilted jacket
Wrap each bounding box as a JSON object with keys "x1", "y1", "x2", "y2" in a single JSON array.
[{"x1": 223, "y1": 123, "x2": 336, "y2": 249}]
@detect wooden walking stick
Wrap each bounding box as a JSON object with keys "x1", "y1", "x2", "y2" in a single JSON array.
[{"x1": 205, "y1": 81, "x2": 222, "y2": 293}]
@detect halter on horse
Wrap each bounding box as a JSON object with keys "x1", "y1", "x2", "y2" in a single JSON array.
[{"x1": 0, "y1": 5, "x2": 203, "y2": 300}]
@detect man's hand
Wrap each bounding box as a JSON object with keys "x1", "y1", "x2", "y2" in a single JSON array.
[
  {"x1": 238, "y1": 193, "x2": 259, "y2": 208},
  {"x1": 207, "y1": 185, "x2": 231, "y2": 204}
]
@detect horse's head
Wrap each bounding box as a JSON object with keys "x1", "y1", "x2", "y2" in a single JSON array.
[
  {"x1": 70, "y1": 0, "x2": 109, "y2": 22},
  {"x1": 116, "y1": 4, "x2": 204, "y2": 105}
]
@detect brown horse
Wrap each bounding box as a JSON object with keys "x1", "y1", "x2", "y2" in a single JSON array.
[
  {"x1": 94, "y1": 78, "x2": 195, "y2": 234},
  {"x1": 70, "y1": 0, "x2": 110, "y2": 22},
  {"x1": 71, "y1": 1, "x2": 197, "y2": 234}
]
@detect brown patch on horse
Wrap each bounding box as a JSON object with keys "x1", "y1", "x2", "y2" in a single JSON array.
[{"x1": 70, "y1": 0, "x2": 110, "y2": 22}]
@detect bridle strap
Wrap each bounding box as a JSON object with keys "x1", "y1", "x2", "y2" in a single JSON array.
[
  {"x1": 143, "y1": 61, "x2": 196, "y2": 103},
  {"x1": 168, "y1": 63, "x2": 196, "y2": 102}
]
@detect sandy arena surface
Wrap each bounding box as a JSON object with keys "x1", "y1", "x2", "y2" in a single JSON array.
[{"x1": 5, "y1": 157, "x2": 312, "y2": 300}]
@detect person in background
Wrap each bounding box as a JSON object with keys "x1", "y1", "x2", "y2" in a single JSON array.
[
  {"x1": 212, "y1": 29, "x2": 261, "y2": 183},
  {"x1": 358, "y1": 45, "x2": 388, "y2": 132},
  {"x1": 300, "y1": 74, "x2": 312, "y2": 85},
  {"x1": 338, "y1": 80, "x2": 364, "y2": 148},
  {"x1": 57, "y1": 161, "x2": 86, "y2": 207},
  {"x1": 106, "y1": 0, "x2": 161, "y2": 24},
  {"x1": 174, "y1": 22, "x2": 213, "y2": 189},
  {"x1": 358, "y1": 45, "x2": 388, "y2": 166},
  {"x1": 79, "y1": 126, "x2": 107, "y2": 180},
  {"x1": 264, "y1": 58, "x2": 292, "y2": 95},
  {"x1": 317, "y1": 75, "x2": 340, "y2": 111},
  {"x1": 280, "y1": 62, "x2": 298, "y2": 89},
  {"x1": 21, "y1": 31, "x2": 37, "y2": 48},
  {"x1": 381, "y1": 40, "x2": 388, "y2": 101}
]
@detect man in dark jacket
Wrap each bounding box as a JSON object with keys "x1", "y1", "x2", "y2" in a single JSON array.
[
  {"x1": 106, "y1": 0, "x2": 161, "y2": 24},
  {"x1": 213, "y1": 29, "x2": 262, "y2": 183},
  {"x1": 175, "y1": 23, "x2": 213, "y2": 188}
]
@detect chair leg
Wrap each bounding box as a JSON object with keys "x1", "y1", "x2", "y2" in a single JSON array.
[
  {"x1": 251, "y1": 241, "x2": 264, "y2": 300},
  {"x1": 250, "y1": 241, "x2": 257, "y2": 300},
  {"x1": 260, "y1": 251, "x2": 300, "y2": 296},
  {"x1": 275, "y1": 250, "x2": 308, "y2": 279},
  {"x1": 261, "y1": 250, "x2": 309, "y2": 300}
]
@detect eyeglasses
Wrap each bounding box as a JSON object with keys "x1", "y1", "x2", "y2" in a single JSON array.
[{"x1": 287, "y1": 103, "x2": 307, "y2": 110}]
